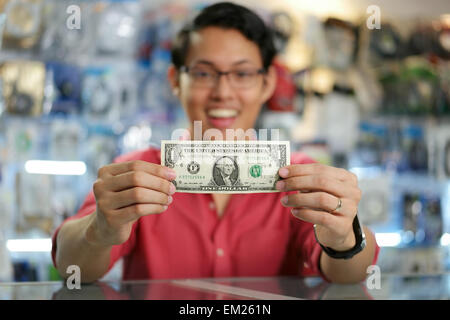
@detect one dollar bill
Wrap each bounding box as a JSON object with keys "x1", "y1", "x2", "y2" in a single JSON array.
[{"x1": 161, "y1": 140, "x2": 290, "y2": 193}]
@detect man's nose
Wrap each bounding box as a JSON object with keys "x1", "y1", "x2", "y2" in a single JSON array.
[{"x1": 211, "y1": 74, "x2": 234, "y2": 100}]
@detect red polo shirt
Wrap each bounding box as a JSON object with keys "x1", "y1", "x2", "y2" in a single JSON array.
[{"x1": 51, "y1": 147, "x2": 379, "y2": 281}]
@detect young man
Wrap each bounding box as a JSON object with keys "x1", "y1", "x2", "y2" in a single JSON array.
[{"x1": 52, "y1": 2, "x2": 379, "y2": 284}]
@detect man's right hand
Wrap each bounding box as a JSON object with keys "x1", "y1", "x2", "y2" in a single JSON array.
[{"x1": 86, "y1": 160, "x2": 177, "y2": 247}]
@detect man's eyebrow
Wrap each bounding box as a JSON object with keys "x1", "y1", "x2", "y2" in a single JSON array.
[{"x1": 193, "y1": 60, "x2": 253, "y2": 67}]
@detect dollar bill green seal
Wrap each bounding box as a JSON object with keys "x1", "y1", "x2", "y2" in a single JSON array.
[{"x1": 249, "y1": 164, "x2": 262, "y2": 178}]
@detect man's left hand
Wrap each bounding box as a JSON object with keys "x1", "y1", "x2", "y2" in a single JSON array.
[{"x1": 276, "y1": 164, "x2": 362, "y2": 251}]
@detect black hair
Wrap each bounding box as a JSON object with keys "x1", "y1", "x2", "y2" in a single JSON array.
[{"x1": 171, "y1": 2, "x2": 277, "y2": 70}]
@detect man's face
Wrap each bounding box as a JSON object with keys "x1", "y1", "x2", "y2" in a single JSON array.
[
  {"x1": 169, "y1": 27, "x2": 276, "y2": 139},
  {"x1": 218, "y1": 158, "x2": 235, "y2": 176}
]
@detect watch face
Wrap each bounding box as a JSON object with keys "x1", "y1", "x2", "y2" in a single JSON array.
[
  {"x1": 370, "y1": 24, "x2": 403, "y2": 60},
  {"x1": 324, "y1": 26, "x2": 356, "y2": 70},
  {"x1": 439, "y1": 31, "x2": 450, "y2": 52},
  {"x1": 435, "y1": 29, "x2": 450, "y2": 59},
  {"x1": 271, "y1": 12, "x2": 293, "y2": 53},
  {"x1": 8, "y1": 91, "x2": 33, "y2": 115},
  {"x1": 408, "y1": 26, "x2": 433, "y2": 55}
]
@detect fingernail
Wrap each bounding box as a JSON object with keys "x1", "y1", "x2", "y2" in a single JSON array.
[
  {"x1": 291, "y1": 209, "x2": 299, "y2": 216},
  {"x1": 162, "y1": 205, "x2": 168, "y2": 211},
  {"x1": 166, "y1": 169, "x2": 176, "y2": 180},
  {"x1": 167, "y1": 196, "x2": 173, "y2": 205},
  {"x1": 279, "y1": 168, "x2": 289, "y2": 178},
  {"x1": 281, "y1": 196, "x2": 288, "y2": 205},
  {"x1": 169, "y1": 183, "x2": 176, "y2": 195},
  {"x1": 276, "y1": 181, "x2": 285, "y2": 191}
]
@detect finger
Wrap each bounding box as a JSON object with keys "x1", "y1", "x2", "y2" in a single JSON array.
[
  {"x1": 108, "y1": 187, "x2": 172, "y2": 209},
  {"x1": 281, "y1": 192, "x2": 347, "y2": 215},
  {"x1": 279, "y1": 164, "x2": 357, "y2": 183},
  {"x1": 99, "y1": 161, "x2": 176, "y2": 180},
  {"x1": 290, "y1": 208, "x2": 341, "y2": 229},
  {"x1": 277, "y1": 175, "x2": 359, "y2": 198},
  {"x1": 115, "y1": 203, "x2": 168, "y2": 223},
  {"x1": 105, "y1": 171, "x2": 176, "y2": 195}
]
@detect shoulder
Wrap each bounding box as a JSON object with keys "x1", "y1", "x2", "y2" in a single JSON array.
[
  {"x1": 113, "y1": 146, "x2": 161, "y2": 164},
  {"x1": 290, "y1": 151, "x2": 317, "y2": 165}
]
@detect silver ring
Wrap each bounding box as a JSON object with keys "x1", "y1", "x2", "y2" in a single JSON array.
[{"x1": 333, "y1": 198, "x2": 342, "y2": 212}]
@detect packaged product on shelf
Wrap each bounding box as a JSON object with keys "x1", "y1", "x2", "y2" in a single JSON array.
[
  {"x1": 84, "y1": 127, "x2": 118, "y2": 178},
  {"x1": 1, "y1": 0, "x2": 43, "y2": 50},
  {"x1": 399, "y1": 123, "x2": 428, "y2": 172},
  {"x1": 357, "y1": 174, "x2": 391, "y2": 227},
  {"x1": 0, "y1": 13, "x2": 5, "y2": 49},
  {"x1": 431, "y1": 18, "x2": 450, "y2": 60},
  {"x1": 82, "y1": 66, "x2": 119, "y2": 122},
  {"x1": 44, "y1": 62, "x2": 82, "y2": 116},
  {"x1": 5, "y1": 119, "x2": 38, "y2": 162},
  {"x1": 267, "y1": 59, "x2": 296, "y2": 112},
  {"x1": 368, "y1": 23, "x2": 405, "y2": 63},
  {"x1": 95, "y1": 0, "x2": 141, "y2": 57},
  {"x1": 49, "y1": 120, "x2": 83, "y2": 161},
  {"x1": 0, "y1": 230, "x2": 13, "y2": 282},
  {"x1": 113, "y1": 62, "x2": 138, "y2": 120},
  {"x1": 421, "y1": 195, "x2": 443, "y2": 245},
  {"x1": 398, "y1": 175, "x2": 443, "y2": 247},
  {"x1": 436, "y1": 61, "x2": 450, "y2": 115},
  {"x1": 0, "y1": 61, "x2": 45, "y2": 116},
  {"x1": 322, "y1": 17, "x2": 358, "y2": 71},
  {"x1": 82, "y1": 62, "x2": 138, "y2": 122},
  {"x1": 270, "y1": 11, "x2": 294, "y2": 55},
  {"x1": 321, "y1": 85, "x2": 360, "y2": 154},
  {"x1": 120, "y1": 123, "x2": 152, "y2": 154},
  {"x1": 139, "y1": 47, "x2": 178, "y2": 118},
  {"x1": 428, "y1": 124, "x2": 450, "y2": 181},
  {"x1": 258, "y1": 111, "x2": 298, "y2": 141},
  {"x1": 40, "y1": 0, "x2": 96, "y2": 61},
  {"x1": 402, "y1": 57, "x2": 438, "y2": 115},
  {"x1": 349, "y1": 120, "x2": 387, "y2": 168},
  {"x1": 15, "y1": 171, "x2": 54, "y2": 235}
]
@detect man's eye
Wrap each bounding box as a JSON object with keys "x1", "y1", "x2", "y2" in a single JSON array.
[
  {"x1": 233, "y1": 71, "x2": 253, "y2": 78},
  {"x1": 192, "y1": 70, "x2": 213, "y2": 78}
]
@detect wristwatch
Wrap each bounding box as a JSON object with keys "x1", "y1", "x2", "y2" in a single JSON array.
[{"x1": 314, "y1": 214, "x2": 366, "y2": 260}]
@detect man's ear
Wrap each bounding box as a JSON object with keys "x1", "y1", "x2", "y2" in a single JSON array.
[
  {"x1": 261, "y1": 65, "x2": 277, "y2": 103},
  {"x1": 167, "y1": 64, "x2": 180, "y2": 96}
]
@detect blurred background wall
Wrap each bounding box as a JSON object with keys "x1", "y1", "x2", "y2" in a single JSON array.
[{"x1": 0, "y1": 0, "x2": 449, "y2": 285}]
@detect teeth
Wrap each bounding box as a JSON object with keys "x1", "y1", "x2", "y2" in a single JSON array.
[{"x1": 207, "y1": 109, "x2": 238, "y2": 118}]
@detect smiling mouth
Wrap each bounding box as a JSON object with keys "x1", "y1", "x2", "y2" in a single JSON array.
[
  {"x1": 205, "y1": 108, "x2": 240, "y2": 129},
  {"x1": 206, "y1": 108, "x2": 239, "y2": 118}
]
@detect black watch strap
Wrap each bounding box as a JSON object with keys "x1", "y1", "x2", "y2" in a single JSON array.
[{"x1": 314, "y1": 214, "x2": 366, "y2": 260}]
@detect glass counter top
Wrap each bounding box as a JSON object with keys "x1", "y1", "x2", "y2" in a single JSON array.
[{"x1": 1, "y1": 273, "x2": 449, "y2": 300}]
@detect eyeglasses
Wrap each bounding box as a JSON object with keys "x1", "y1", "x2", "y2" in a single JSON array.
[{"x1": 180, "y1": 65, "x2": 266, "y2": 89}]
